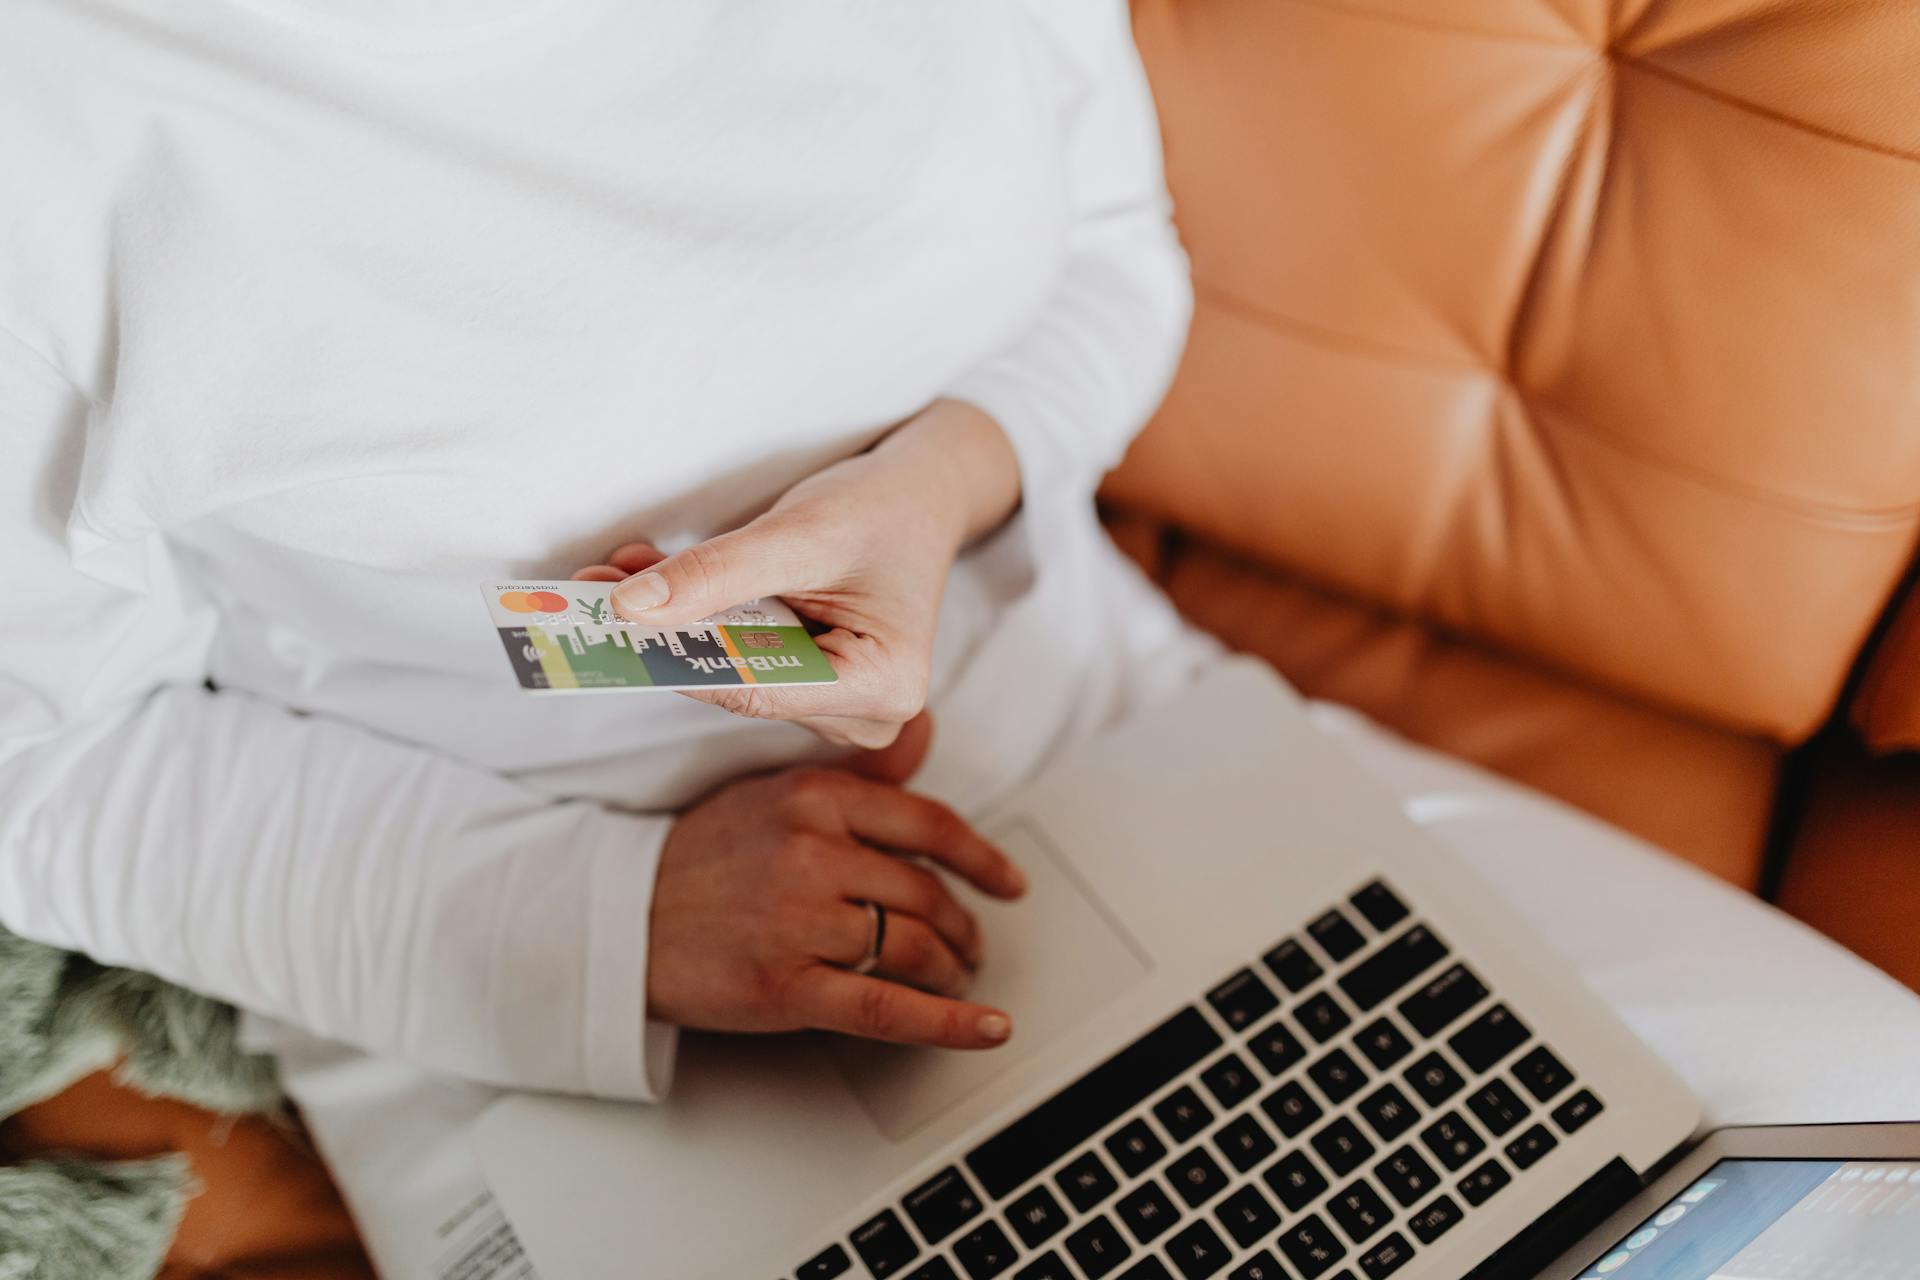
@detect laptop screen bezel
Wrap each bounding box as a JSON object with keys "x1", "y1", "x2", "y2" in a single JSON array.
[{"x1": 1530, "y1": 1121, "x2": 1920, "y2": 1280}]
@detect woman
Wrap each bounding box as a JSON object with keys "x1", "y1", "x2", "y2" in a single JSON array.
[
  {"x1": 11, "y1": 4, "x2": 1920, "y2": 1277},
  {"x1": 1, "y1": 0, "x2": 1208, "y2": 1267}
]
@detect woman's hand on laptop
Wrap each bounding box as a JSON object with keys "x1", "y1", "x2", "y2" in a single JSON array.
[
  {"x1": 645, "y1": 744, "x2": 1027, "y2": 1050},
  {"x1": 572, "y1": 398, "x2": 1019, "y2": 751}
]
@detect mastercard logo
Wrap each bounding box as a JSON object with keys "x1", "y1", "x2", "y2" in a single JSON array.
[{"x1": 498, "y1": 590, "x2": 569, "y2": 614}]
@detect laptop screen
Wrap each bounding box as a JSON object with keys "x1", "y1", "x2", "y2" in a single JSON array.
[{"x1": 1570, "y1": 1158, "x2": 1920, "y2": 1279}]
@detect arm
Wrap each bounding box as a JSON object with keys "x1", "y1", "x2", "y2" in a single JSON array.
[
  {"x1": 943, "y1": 0, "x2": 1193, "y2": 523},
  {"x1": 589, "y1": 0, "x2": 1191, "y2": 746},
  {"x1": 0, "y1": 328, "x2": 674, "y2": 1100},
  {"x1": 1, "y1": 329, "x2": 1027, "y2": 1081}
]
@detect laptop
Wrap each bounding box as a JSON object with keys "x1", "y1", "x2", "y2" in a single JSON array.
[{"x1": 475, "y1": 658, "x2": 1706, "y2": 1279}]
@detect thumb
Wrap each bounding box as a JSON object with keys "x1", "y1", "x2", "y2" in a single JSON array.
[
  {"x1": 609, "y1": 520, "x2": 811, "y2": 627},
  {"x1": 842, "y1": 711, "x2": 933, "y2": 784}
]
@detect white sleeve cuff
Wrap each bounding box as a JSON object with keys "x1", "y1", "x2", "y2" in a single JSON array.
[{"x1": 583, "y1": 809, "x2": 679, "y2": 1102}]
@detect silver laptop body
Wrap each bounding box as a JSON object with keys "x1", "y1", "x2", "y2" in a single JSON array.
[{"x1": 476, "y1": 659, "x2": 1700, "y2": 1280}]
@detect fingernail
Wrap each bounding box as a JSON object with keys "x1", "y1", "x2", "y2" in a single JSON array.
[
  {"x1": 977, "y1": 1013, "x2": 1012, "y2": 1041},
  {"x1": 1003, "y1": 863, "x2": 1029, "y2": 896},
  {"x1": 612, "y1": 571, "x2": 670, "y2": 614}
]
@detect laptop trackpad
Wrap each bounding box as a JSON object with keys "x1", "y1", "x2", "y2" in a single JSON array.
[{"x1": 830, "y1": 819, "x2": 1151, "y2": 1141}]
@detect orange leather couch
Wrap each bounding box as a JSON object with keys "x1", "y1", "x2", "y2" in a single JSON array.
[
  {"x1": 1104, "y1": 0, "x2": 1920, "y2": 978},
  {"x1": 7, "y1": 2, "x2": 1916, "y2": 1274}
]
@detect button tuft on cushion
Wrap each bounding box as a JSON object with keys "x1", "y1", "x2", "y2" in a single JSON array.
[{"x1": 1115, "y1": 0, "x2": 1920, "y2": 744}]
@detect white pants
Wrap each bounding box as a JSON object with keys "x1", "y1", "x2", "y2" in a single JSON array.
[{"x1": 253, "y1": 701, "x2": 1920, "y2": 1279}]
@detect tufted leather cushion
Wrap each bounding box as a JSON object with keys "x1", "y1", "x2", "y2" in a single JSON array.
[
  {"x1": 1109, "y1": 0, "x2": 1920, "y2": 745},
  {"x1": 1852, "y1": 582, "x2": 1920, "y2": 753},
  {"x1": 1106, "y1": 513, "x2": 1782, "y2": 883}
]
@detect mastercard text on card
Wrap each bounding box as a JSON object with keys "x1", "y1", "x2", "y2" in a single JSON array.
[{"x1": 481, "y1": 582, "x2": 837, "y2": 693}]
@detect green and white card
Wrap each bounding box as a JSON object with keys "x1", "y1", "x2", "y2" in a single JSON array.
[{"x1": 481, "y1": 582, "x2": 838, "y2": 693}]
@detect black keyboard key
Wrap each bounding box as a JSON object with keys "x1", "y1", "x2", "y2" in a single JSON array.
[
  {"x1": 1228, "y1": 1251, "x2": 1287, "y2": 1280},
  {"x1": 1419, "y1": 1112, "x2": 1486, "y2": 1172},
  {"x1": 1168, "y1": 1146, "x2": 1231, "y2": 1208},
  {"x1": 954, "y1": 1221, "x2": 1018, "y2": 1280},
  {"x1": 1403, "y1": 1052, "x2": 1465, "y2": 1107},
  {"x1": 1308, "y1": 1048, "x2": 1367, "y2": 1105},
  {"x1": 904, "y1": 1167, "x2": 985, "y2": 1246},
  {"x1": 1265, "y1": 1147, "x2": 1331, "y2": 1211},
  {"x1": 1214, "y1": 1113, "x2": 1278, "y2": 1172},
  {"x1": 1458, "y1": 1159, "x2": 1511, "y2": 1206},
  {"x1": 1277, "y1": 1214, "x2": 1347, "y2": 1279},
  {"x1": 1248, "y1": 1021, "x2": 1308, "y2": 1077},
  {"x1": 1015, "y1": 1252, "x2": 1072, "y2": 1280},
  {"x1": 1356, "y1": 1232, "x2": 1415, "y2": 1280},
  {"x1": 1309, "y1": 910, "x2": 1366, "y2": 962},
  {"x1": 799, "y1": 1243, "x2": 852, "y2": 1279},
  {"x1": 1328, "y1": 1179, "x2": 1393, "y2": 1244},
  {"x1": 1201, "y1": 1053, "x2": 1260, "y2": 1109},
  {"x1": 969, "y1": 1008, "x2": 1222, "y2": 1200},
  {"x1": 1295, "y1": 992, "x2": 1352, "y2": 1044},
  {"x1": 1350, "y1": 881, "x2": 1410, "y2": 931},
  {"x1": 1506, "y1": 1123, "x2": 1558, "y2": 1169},
  {"x1": 1466, "y1": 1079, "x2": 1528, "y2": 1137},
  {"x1": 1263, "y1": 938, "x2": 1324, "y2": 993},
  {"x1": 1057, "y1": 1151, "x2": 1119, "y2": 1213},
  {"x1": 904, "y1": 1259, "x2": 959, "y2": 1280},
  {"x1": 1553, "y1": 1089, "x2": 1604, "y2": 1134},
  {"x1": 1116, "y1": 1180, "x2": 1181, "y2": 1245},
  {"x1": 1355, "y1": 1083, "x2": 1419, "y2": 1143},
  {"x1": 1354, "y1": 1018, "x2": 1413, "y2": 1070},
  {"x1": 1167, "y1": 1219, "x2": 1232, "y2": 1280},
  {"x1": 1311, "y1": 1117, "x2": 1375, "y2": 1177},
  {"x1": 1374, "y1": 1145, "x2": 1440, "y2": 1208},
  {"x1": 1397, "y1": 965, "x2": 1488, "y2": 1038},
  {"x1": 1338, "y1": 925, "x2": 1447, "y2": 1011},
  {"x1": 1120, "y1": 1261, "x2": 1174, "y2": 1280},
  {"x1": 1065, "y1": 1217, "x2": 1132, "y2": 1280},
  {"x1": 1154, "y1": 1086, "x2": 1214, "y2": 1144},
  {"x1": 852, "y1": 1209, "x2": 920, "y2": 1279},
  {"x1": 1208, "y1": 968, "x2": 1280, "y2": 1033},
  {"x1": 1215, "y1": 1184, "x2": 1281, "y2": 1248},
  {"x1": 1449, "y1": 1005, "x2": 1529, "y2": 1073},
  {"x1": 1260, "y1": 1080, "x2": 1323, "y2": 1138},
  {"x1": 1006, "y1": 1185, "x2": 1069, "y2": 1249},
  {"x1": 1106, "y1": 1119, "x2": 1167, "y2": 1178},
  {"x1": 1408, "y1": 1194, "x2": 1462, "y2": 1244},
  {"x1": 1513, "y1": 1046, "x2": 1574, "y2": 1102}
]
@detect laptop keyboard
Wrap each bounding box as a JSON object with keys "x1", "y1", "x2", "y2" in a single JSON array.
[{"x1": 792, "y1": 879, "x2": 1604, "y2": 1280}]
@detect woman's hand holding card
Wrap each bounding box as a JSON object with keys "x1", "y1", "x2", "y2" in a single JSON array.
[{"x1": 572, "y1": 398, "x2": 1020, "y2": 749}]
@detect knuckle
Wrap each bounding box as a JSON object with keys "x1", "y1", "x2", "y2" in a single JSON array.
[
  {"x1": 923, "y1": 802, "x2": 967, "y2": 848},
  {"x1": 948, "y1": 905, "x2": 979, "y2": 944},
  {"x1": 675, "y1": 540, "x2": 730, "y2": 599},
  {"x1": 778, "y1": 831, "x2": 835, "y2": 879},
  {"x1": 780, "y1": 767, "x2": 843, "y2": 809},
  {"x1": 759, "y1": 508, "x2": 821, "y2": 556},
  {"x1": 901, "y1": 870, "x2": 945, "y2": 919},
  {"x1": 876, "y1": 687, "x2": 925, "y2": 727},
  {"x1": 855, "y1": 981, "x2": 898, "y2": 1037},
  {"x1": 844, "y1": 721, "x2": 894, "y2": 752},
  {"x1": 894, "y1": 924, "x2": 933, "y2": 969},
  {"x1": 845, "y1": 720, "x2": 898, "y2": 751}
]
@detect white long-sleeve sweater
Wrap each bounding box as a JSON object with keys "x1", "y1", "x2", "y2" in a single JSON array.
[{"x1": 0, "y1": 0, "x2": 1193, "y2": 1102}]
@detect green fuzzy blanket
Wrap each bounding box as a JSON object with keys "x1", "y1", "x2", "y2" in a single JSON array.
[{"x1": 0, "y1": 927, "x2": 283, "y2": 1280}]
